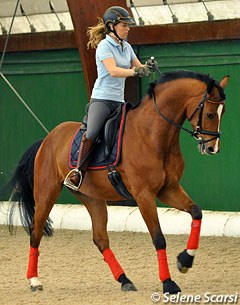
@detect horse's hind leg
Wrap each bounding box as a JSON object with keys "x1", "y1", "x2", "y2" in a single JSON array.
[
  {"x1": 158, "y1": 184, "x2": 202, "y2": 274},
  {"x1": 76, "y1": 194, "x2": 137, "y2": 291},
  {"x1": 27, "y1": 179, "x2": 62, "y2": 291}
]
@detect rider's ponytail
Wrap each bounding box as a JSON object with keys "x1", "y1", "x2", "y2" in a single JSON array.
[{"x1": 87, "y1": 18, "x2": 107, "y2": 49}]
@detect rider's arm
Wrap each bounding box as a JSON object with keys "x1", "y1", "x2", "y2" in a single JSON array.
[
  {"x1": 102, "y1": 57, "x2": 136, "y2": 77},
  {"x1": 131, "y1": 57, "x2": 143, "y2": 69}
]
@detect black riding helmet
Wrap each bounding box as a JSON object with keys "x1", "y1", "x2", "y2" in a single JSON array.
[{"x1": 103, "y1": 6, "x2": 135, "y2": 41}]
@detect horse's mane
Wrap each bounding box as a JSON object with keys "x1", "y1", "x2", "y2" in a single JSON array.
[{"x1": 147, "y1": 70, "x2": 225, "y2": 99}]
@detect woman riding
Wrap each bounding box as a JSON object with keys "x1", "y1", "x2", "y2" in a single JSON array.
[{"x1": 66, "y1": 6, "x2": 151, "y2": 189}]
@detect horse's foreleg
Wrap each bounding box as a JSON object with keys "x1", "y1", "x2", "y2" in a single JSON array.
[
  {"x1": 177, "y1": 204, "x2": 202, "y2": 273},
  {"x1": 82, "y1": 198, "x2": 137, "y2": 291},
  {"x1": 158, "y1": 184, "x2": 202, "y2": 273},
  {"x1": 136, "y1": 193, "x2": 181, "y2": 294}
]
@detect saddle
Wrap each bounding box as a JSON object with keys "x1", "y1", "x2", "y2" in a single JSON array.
[
  {"x1": 82, "y1": 104, "x2": 122, "y2": 163},
  {"x1": 69, "y1": 103, "x2": 129, "y2": 170},
  {"x1": 67, "y1": 102, "x2": 134, "y2": 199}
]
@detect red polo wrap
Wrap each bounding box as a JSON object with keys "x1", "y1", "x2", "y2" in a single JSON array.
[
  {"x1": 26, "y1": 246, "x2": 39, "y2": 279},
  {"x1": 103, "y1": 248, "x2": 124, "y2": 281},
  {"x1": 157, "y1": 249, "x2": 171, "y2": 282},
  {"x1": 187, "y1": 219, "x2": 202, "y2": 250}
]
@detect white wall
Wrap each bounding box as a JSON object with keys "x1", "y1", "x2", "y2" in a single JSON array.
[{"x1": 1, "y1": 202, "x2": 240, "y2": 237}]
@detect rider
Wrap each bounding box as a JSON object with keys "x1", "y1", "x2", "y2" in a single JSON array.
[{"x1": 65, "y1": 6, "x2": 151, "y2": 189}]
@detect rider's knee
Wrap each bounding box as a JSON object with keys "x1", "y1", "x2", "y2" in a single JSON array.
[{"x1": 85, "y1": 130, "x2": 97, "y2": 141}]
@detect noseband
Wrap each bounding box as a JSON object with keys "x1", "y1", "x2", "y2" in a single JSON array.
[{"x1": 151, "y1": 89, "x2": 225, "y2": 144}]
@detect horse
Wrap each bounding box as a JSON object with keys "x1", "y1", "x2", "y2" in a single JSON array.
[{"x1": 2, "y1": 70, "x2": 229, "y2": 294}]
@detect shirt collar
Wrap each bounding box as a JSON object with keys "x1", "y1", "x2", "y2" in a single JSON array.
[{"x1": 106, "y1": 34, "x2": 127, "y2": 49}]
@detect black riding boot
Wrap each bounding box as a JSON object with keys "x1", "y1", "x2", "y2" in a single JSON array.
[{"x1": 64, "y1": 132, "x2": 93, "y2": 190}]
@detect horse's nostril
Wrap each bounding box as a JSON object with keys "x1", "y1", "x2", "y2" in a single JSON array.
[{"x1": 207, "y1": 147, "x2": 214, "y2": 154}]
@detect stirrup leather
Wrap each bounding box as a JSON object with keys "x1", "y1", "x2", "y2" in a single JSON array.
[{"x1": 63, "y1": 168, "x2": 83, "y2": 191}]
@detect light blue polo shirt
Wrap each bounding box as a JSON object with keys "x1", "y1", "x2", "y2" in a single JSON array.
[{"x1": 91, "y1": 35, "x2": 137, "y2": 103}]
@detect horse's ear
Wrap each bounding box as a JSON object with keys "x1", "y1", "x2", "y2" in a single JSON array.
[{"x1": 219, "y1": 75, "x2": 230, "y2": 89}]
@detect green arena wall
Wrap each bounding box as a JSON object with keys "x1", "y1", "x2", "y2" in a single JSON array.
[{"x1": 0, "y1": 39, "x2": 239, "y2": 211}]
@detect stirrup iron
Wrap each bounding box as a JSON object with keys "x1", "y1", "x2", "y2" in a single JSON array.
[{"x1": 63, "y1": 169, "x2": 83, "y2": 191}]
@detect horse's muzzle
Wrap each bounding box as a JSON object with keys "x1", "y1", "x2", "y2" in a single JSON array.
[{"x1": 198, "y1": 141, "x2": 219, "y2": 155}]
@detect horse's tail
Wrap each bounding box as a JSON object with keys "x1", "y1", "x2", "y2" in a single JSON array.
[{"x1": 1, "y1": 140, "x2": 53, "y2": 236}]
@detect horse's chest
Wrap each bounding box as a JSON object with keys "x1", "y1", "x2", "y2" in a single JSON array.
[{"x1": 164, "y1": 154, "x2": 184, "y2": 181}]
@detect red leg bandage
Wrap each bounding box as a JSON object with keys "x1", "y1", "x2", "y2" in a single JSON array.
[
  {"x1": 103, "y1": 248, "x2": 124, "y2": 281},
  {"x1": 26, "y1": 246, "x2": 39, "y2": 279},
  {"x1": 157, "y1": 249, "x2": 171, "y2": 282},
  {"x1": 187, "y1": 219, "x2": 202, "y2": 250}
]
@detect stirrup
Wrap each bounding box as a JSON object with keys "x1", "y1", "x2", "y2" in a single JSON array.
[{"x1": 63, "y1": 169, "x2": 83, "y2": 191}]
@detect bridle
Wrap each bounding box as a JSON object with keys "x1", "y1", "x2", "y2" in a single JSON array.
[
  {"x1": 188, "y1": 93, "x2": 225, "y2": 144},
  {"x1": 151, "y1": 88, "x2": 225, "y2": 145},
  {"x1": 146, "y1": 60, "x2": 226, "y2": 145}
]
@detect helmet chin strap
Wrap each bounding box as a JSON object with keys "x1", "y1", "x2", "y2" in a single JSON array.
[
  {"x1": 108, "y1": 24, "x2": 123, "y2": 42},
  {"x1": 112, "y1": 28, "x2": 123, "y2": 42}
]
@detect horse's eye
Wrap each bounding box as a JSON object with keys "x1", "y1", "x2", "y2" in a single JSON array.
[{"x1": 207, "y1": 113, "x2": 214, "y2": 120}]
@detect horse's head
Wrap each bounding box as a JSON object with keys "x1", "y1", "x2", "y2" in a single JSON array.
[
  {"x1": 188, "y1": 75, "x2": 229, "y2": 155},
  {"x1": 147, "y1": 70, "x2": 229, "y2": 155}
]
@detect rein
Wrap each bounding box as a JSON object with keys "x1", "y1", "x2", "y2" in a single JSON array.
[{"x1": 151, "y1": 90, "x2": 206, "y2": 139}]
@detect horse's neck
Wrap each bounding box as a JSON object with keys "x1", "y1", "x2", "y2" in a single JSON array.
[{"x1": 127, "y1": 90, "x2": 186, "y2": 151}]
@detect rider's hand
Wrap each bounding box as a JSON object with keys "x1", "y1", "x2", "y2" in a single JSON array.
[
  {"x1": 145, "y1": 57, "x2": 158, "y2": 70},
  {"x1": 133, "y1": 65, "x2": 151, "y2": 77}
]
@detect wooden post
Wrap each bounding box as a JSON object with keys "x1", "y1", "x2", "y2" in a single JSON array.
[
  {"x1": 66, "y1": 0, "x2": 131, "y2": 99},
  {"x1": 66, "y1": 0, "x2": 138, "y2": 205}
]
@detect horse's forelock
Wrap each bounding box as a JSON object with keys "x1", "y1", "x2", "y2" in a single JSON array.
[
  {"x1": 206, "y1": 79, "x2": 216, "y2": 94},
  {"x1": 207, "y1": 79, "x2": 226, "y2": 99}
]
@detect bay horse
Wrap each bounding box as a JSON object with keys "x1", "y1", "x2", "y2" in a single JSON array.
[{"x1": 3, "y1": 70, "x2": 229, "y2": 294}]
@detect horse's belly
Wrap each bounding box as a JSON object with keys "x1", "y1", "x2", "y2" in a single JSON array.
[{"x1": 80, "y1": 171, "x2": 125, "y2": 201}]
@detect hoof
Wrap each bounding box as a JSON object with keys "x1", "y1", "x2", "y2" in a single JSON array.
[
  {"x1": 31, "y1": 284, "x2": 43, "y2": 292},
  {"x1": 121, "y1": 282, "x2": 138, "y2": 291},
  {"x1": 177, "y1": 250, "x2": 194, "y2": 273},
  {"x1": 119, "y1": 274, "x2": 137, "y2": 292},
  {"x1": 163, "y1": 279, "x2": 181, "y2": 294},
  {"x1": 177, "y1": 260, "x2": 188, "y2": 274},
  {"x1": 29, "y1": 277, "x2": 43, "y2": 292}
]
